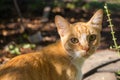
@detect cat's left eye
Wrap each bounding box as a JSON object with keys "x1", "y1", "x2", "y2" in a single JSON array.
[
  {"x1": 89, "y1": 34, "x2": 96, "y2": 41},
  {"x1": 70, "y1": 38, "x2": 79, "y2": 44}
]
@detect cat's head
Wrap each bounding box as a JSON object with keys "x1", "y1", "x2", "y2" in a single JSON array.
[{"x1": 55, "y1": 9, "x2": 103, "y2": 59}]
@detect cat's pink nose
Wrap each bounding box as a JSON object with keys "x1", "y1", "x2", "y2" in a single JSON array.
[{"x1": 82, "y1": 47, "x2": 89, "y2": 51}]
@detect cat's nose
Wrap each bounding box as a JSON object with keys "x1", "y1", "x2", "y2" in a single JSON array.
[{"x1": 82, "y1": 46, "x2": 89, "y2": 51}]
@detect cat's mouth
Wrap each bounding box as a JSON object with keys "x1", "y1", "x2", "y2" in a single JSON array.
[{"x1": 74, "y1": 50, "x2": 92, "y2": 58}]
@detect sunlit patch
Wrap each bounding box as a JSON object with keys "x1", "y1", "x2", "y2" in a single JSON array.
[{"x1": 54, "y1": 63, "x2": 62, "y2": 75}]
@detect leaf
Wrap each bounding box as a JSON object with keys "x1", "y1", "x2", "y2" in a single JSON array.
[
  {"x1": 9, "y1": 45, "x2": 14, "y2": 50},
  {"x1": 10, "y1": 50, "x2": 16, "y2": 54},
  {"x1": 31, "y1": 44, "x2": 36, "y2": 48},
  {"x1": 110, "y1": 46, "x2": 113, "y2": 49},
  {"x1": 23, "y1": 44, "x2": 31, "y2": 49},
  {"x1": 14, "y1": 47, "x2": 20, "y2": 55},
  {"x1": 116, "y1": 71, "x2": 120, "y2": 75}
]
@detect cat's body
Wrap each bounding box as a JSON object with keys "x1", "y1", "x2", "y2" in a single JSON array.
[
  {"x1": 0, "y1": 9, "x2": 103, "y2": 80},
  {"x1": 0, "y1": 41, "x2": 77, "y2": 80}
]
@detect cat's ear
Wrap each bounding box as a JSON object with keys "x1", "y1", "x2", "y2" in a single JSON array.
[
  {"x1": 88, "y1": 9, "x2": 103, "y2": 30},
  {"x1": 55, "y1": 15, "x2": 70, "y2": 37}
]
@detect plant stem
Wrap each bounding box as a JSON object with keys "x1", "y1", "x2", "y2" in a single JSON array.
[{"x1": 104, "y1": 3, "x2": 120, "y2": 52}]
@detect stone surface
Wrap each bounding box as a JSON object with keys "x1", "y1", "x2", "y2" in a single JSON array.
[
  {"x1": 82, "y1": 49, "x2": 120, "y2": 80},
  {"x1": 83, "y1": 72, "x2": 117, "y2": 80}
]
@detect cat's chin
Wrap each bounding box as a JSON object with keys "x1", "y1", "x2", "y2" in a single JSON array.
[{"x1": 73, "y1": 50, "x2": 88, "y2": 58}]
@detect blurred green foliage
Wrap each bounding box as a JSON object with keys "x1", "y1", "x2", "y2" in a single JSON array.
[{"x1": 6, "y1": 43, "x2": 36, "y2": 55}]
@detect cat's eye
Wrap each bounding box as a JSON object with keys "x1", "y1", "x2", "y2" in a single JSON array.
[
  {"x1": 89, "y1": 34, "x2": 96, "y2": 41},
  {"x1": 70, "y1": 38, "x2": 79, "y2": 44}
]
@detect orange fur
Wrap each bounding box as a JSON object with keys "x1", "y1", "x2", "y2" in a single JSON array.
[
  {"x1": 0, "y1": 41, "x2": 77, "y2": 80},
  {"x1": 0, "y1": 9, "x2": 103, "y2": 80}
]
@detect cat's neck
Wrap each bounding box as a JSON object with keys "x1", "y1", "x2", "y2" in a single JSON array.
[
  {"x1": 51, "y1": 40, "x2": 85, "y2": 68},
  {"x1": 56, "y1": 41, "x2": 85, "y2": 67},
  {"x1": 72, "y1": 57, "x2": 85, "y2": 70}
]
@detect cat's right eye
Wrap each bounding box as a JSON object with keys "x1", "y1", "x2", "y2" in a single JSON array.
[
  {"x1": 70, "y1": 38, "x2": 79, "y2": 44},
  {"x1": 89, "y1": 34, "x2": 96, "y2": 41}
]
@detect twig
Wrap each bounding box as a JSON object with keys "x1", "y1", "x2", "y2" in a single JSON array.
[{"x1": 13, "y1": 0, "x2": 25, "y2": 33}]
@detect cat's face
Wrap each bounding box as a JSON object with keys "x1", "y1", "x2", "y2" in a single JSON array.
[{"x1": 55, "y1": 9, "x2": 103, "y2": 59}]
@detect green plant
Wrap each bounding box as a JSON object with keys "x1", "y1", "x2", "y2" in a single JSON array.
[
  {"x1": 104, "y1": 3, "x2": 120, "y2": 79},
  {"x1": 104, "y1": 3, "x2": 120, "y2": 53},
  {"x1": 6, "y1": 43, "x2": 36, "y2": 55},
  {"x1": 8, "y1": 44, "x2": 21, "y2": 55}
]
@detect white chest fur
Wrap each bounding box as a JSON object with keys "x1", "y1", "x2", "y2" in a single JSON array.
[
  {"x1": 76, "y1": 69, "x2": 82, "y2": 80},
  {"x1": 72, "y1": 58, "x2": 85, "y2": 80}
]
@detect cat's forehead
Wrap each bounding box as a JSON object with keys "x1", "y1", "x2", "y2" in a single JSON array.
[{"x1": 72, "y1": 22, "x2": 90, "y2": 34}]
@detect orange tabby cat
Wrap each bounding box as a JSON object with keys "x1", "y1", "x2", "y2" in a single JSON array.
[{"x1": 0, "y1": 9, "x2": 103, "y2": 80}]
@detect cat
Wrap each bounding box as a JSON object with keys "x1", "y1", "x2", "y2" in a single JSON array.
[{"x1": 0, "y1": 9, "x2": 103, "y2": 80}]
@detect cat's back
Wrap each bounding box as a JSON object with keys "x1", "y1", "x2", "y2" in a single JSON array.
[{"x1": 0, "y1": 41, "x2": 77, "y2": 80}]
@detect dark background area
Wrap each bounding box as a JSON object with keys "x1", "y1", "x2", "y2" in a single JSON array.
[{"x1": 0, "y1": 0, "x2": 120, "y2": 63}]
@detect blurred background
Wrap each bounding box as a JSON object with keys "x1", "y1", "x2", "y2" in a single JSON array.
[{"x1": 0, "y1": 0, "x2": 120, "y2": 63}]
